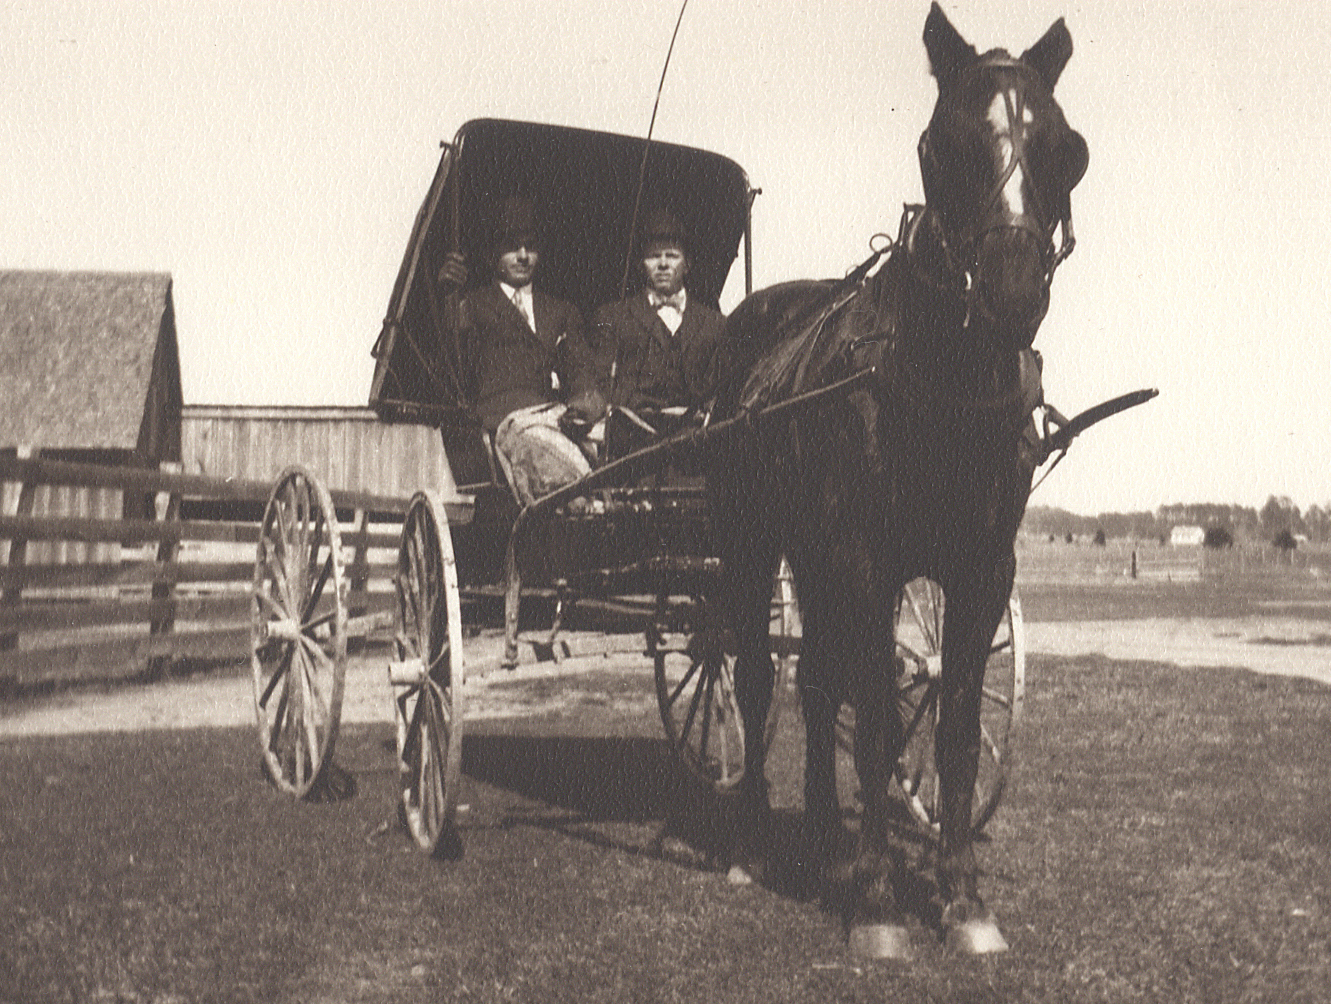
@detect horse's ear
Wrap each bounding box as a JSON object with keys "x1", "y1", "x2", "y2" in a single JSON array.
[
  {"x1": 924, "y1": 3, "x2": 978, "y2": 89},
  {"x1": 1021, "y1": 18, "x2": 1074, "y2": 90}
]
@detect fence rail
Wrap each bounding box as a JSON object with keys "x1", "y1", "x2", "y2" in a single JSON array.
[{"x1": 0, "y1": 453, "x2": 437, "y2": 687}]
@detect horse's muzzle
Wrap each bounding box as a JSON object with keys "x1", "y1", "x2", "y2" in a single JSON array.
[{"x1": 972, "y1": 228, "x2": 1051, "y2": 347}]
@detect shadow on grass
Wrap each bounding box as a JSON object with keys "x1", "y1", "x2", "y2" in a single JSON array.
[{"x1": 458, "y1": 731, "x2": 951, "y2": 932}]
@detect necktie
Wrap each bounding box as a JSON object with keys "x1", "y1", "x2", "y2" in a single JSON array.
[{"x1": 511, "y1": 286, "x2": 534, "y2": 331}]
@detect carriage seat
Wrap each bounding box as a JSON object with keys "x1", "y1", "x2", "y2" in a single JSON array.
[{"x1": 604, "y1": 404, "x2": 703, "y2": 464}]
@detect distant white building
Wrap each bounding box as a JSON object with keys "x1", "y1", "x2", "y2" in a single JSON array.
[{"x1": 1169, "y1": 525, "x2": 1205, "y2": 546}]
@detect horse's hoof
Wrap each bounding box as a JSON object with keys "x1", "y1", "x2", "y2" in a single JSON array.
[
  {"x1": 848, "y1": 923, "x2": 915, "y2": 961},
  {"x1": 945, "y1": 916, "x2": 1009, "y2": 955},
  {"x1": 726, "y1": 863, "x2": 761, "y2": 886},
  {"x1": 726, "y1": 864, "x2": 754, "y2": 885}
]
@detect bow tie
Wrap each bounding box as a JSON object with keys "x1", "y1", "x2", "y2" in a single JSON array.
[{"x1": 650, "y1": 291, "x2": 684, "y2": 311}]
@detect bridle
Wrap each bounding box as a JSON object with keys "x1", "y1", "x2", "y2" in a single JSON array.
[{"x1": 916, "y1": 56, "x2": 1079, "y2": 315}]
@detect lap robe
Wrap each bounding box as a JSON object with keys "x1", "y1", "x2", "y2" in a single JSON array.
[{"x1": 493, "y1": 402, "x2": 595, "y2": 505}]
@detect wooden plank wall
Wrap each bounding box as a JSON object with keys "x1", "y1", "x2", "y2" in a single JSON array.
[
  {"x1": 181, "y1": 406, "x2": 456, "y2": 500},
  {"x1": 0, "y1": 454, "x2": 435, "y2": 687}
]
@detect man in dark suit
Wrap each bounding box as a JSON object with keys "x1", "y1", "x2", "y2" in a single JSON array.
[
  {"x1": 438, "y1": 198, "x2": 606, "y2": 504},
  {"x1": 591, "y1": 209, "x2": 725, "y2": 455}
]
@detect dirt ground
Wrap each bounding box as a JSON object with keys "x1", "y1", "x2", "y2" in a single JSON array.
[
  {"x1": 4, "y1": 579, "x2": 1329, "y2": 1003},
  {"x1": 2, "y1": 612, "x2": 1328, "y2": 739}
]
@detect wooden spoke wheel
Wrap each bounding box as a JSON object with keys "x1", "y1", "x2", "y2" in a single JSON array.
[
  {"x1": 834, "y1": 579, "x2": 1026, "y2": 836},
  {"x1": 893, "y1": 579, "x2": 1026, "y2": 834},
  {"x1": 251, "y1": 467, "x2": 347, "y2": 798},
  {"x1": 654, "y1": 558, "x2": 798, "y2": 793},
  {"x1": 390, "y1": 491, "x2": 465, "y2": 854}
]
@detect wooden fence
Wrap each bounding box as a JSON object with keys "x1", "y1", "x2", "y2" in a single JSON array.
[{"x1": 0, "y1": 453, "x2": 431, "y2": 687}]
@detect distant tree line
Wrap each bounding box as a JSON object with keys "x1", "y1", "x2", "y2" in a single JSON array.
[{"x1": 1024, "y1": 496, "x2": 1331, "y2": 544}]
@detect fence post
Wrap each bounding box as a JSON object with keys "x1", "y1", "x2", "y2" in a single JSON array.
[
  {"x1": 145, "y1": 461, "x2": 183, "y2": 679},
  {"x1": 348, "y1": 506, "x2": 370, "y2": 653},
  {"x1": 1, "y1": 446, "x2": 38, "y2": 653}
]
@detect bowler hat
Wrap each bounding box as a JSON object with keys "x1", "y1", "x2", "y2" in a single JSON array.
[
  {"x1": 489, "y1": 196, "x2": 542, "y2": 252},
  {"x1": 638, "y1": 208, "x2": 689, "y2": 255}
]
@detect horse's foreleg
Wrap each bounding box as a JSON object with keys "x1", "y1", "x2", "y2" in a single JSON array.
[
  {"x1": 935, "y1": 562, "x2": 1015, "y2": 953},
  {"x1": 722, "y1": 547, "x2": 781, "y2": 885},
  {"x1": 845, "y1": 607, "x2": 913, "y2": 960},
  {"x1": 797, "y1": 627, "x2": 841, "y2": 867}
]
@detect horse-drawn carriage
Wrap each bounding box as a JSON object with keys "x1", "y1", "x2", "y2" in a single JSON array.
[
  {"x1": 249, "y1": 3, "x2": 1155, "y2": 958},
  {"x1": 249, "y1": 115, "x2": 1028, "y2": 850}
]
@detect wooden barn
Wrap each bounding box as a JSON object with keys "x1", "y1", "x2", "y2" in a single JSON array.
[
  {"x1": 1, "y1": 270, "x2": 183, "y2": 561},
  {"x1": 180, "y1": 404, "x2": 455, "y2": 501},
  {"x1": 0, "y1": 271, "x2": 182, "y2": 465}
]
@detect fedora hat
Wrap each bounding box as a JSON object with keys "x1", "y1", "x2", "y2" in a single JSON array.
[
  {"x1": 638, "y1": 208, "x2": 689, "y2": 255},
  {"x1": 489, "y1": 196, "x2": 542, "y2": 252}
]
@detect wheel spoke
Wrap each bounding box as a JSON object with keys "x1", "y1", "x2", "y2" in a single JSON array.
[
  {"x1": 258, "y1": 642, "x2": 294, "y2": 709},
  {"x1": 293, "y1": 479, "x2": 310, "y2": 574},
  {"x1": 904, "y1": 582, "x2": 938, "y2": 652},
  {"x1": 395, "y1": 577, "x2": 419, "y2": 655},
  {"x1": 263, "y1": 538, "x2": 295, "y2": 616},
  {"x1": 300, "y1": 662, "x2": 323, "y2": 773},
  {"x1": 667, "y1": 653, "x2": 702, "y2": 710},
  {"x1": 267, "y1": 666, "x2": 291, "y2": 751},
  {"x1": 298, "y1": 635, "x2": 331, "y2": 709},
  {"x1": 677, "y1": 657, "x2": 707, "y2": 751},
  {"x1": 895, "y1": 639, "x2": 931, "y2": 671},
  {"x1": 306, "y1": 499, "x2": 326, "y2": 594},
  {"x1": 302, "y1": 552, "x2": 334, "y2": 623},
  {"x1": 898, "y1": 682, "x2": 938, "y2": 744},
  {"x1": 274, "y1": 493, "x2": 296, "y2": 598},
  {"x1": 401, "y1": 687, "x2": 425, "y2": 768},
  {"x1": 254, "y1": 587, "x2": 287, "y2": 621},
  {"x1": 698, "y1": 660, "x2": 716, "y2": 766},
  {"x1": 978, "y1": 721, "x2": 1003, "y2": 765},
  {"x1": 426, "y1": 675, "x2": 453, "y2": 735}
]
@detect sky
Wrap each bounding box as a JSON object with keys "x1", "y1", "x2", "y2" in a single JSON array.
[{"x1": 4, "y1": 1, "x2": 1330, "y2": 517}]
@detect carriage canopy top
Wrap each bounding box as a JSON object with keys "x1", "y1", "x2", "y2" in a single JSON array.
[{"x1": 369, "y1": 118, "x2": 753, "y2": 425}]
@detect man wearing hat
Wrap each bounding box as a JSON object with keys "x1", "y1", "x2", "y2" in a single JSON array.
[
  {"x1": 591, "y1": 209, "x2": 726, "y2": 454},
  {"x1": 438, "y1": 197, "x2": 606, "y2": 505}
]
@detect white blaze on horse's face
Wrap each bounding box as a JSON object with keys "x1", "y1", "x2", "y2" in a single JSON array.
[{"x1": 986, "y1": 89, "x2": 1033, "y2": 218}]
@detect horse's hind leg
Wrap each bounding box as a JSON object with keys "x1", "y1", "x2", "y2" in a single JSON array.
[{"x1": 935, "y1": 564, "x2": 1015, "y2": 953}]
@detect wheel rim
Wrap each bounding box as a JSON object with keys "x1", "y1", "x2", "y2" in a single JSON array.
[
  {"x1": 251, "y1": 468, "x2": 346, "y2": 798},
  {"x1": 655, "y1": 634, "x2": 747, "y2": 791},
  {"x1": 392, "y1": 491, "x2": 464, "y2": 854}
]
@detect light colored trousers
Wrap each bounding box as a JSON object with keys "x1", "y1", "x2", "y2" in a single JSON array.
[{"x1": 493, "y1": 402, "x2": 601, "y2": 505}]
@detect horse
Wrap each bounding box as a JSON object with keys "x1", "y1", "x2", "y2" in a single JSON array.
[{"x1": 705, "y1": 3, "x2": 1089, "y2": 958}]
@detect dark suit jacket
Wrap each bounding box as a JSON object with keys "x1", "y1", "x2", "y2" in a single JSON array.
[
  {"x1": 590, "y1": 292, "x2": 726, "y2": 413},
  {"x1": 462, "y1": 283, "x2": 601, "y2": 431}
]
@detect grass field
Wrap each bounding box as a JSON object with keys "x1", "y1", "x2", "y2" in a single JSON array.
[{"x1": 1, "y1": 563, "x2": 1329, "y2": 1002}]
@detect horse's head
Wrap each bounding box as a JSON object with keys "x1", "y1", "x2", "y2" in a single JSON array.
[{"x1": 917, "y1": 3, "x2": 1088, "y2": 350}]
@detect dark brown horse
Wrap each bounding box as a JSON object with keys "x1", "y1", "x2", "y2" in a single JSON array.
[{"x1": 706, "y1": 4, "x2": 1088, "y2": 957}]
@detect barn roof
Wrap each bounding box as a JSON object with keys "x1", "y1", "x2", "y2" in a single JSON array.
[{"x1": 0, "y1": 271, "x2": 179, "y2": 452}]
